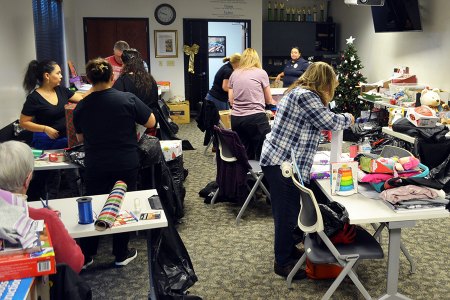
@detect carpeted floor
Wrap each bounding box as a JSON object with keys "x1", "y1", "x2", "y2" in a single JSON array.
[{"x1": 80, "y1": 121, "x2": 450, "y2": 300}]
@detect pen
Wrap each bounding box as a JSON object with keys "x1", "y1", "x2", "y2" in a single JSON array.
[{"x1": 129, "y1": 211, "x2": 139, "y2": 222}]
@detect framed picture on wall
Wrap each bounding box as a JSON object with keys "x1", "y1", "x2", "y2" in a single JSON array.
[
  {"x1": 208, "y1": 36, "x2": 226, "y2": 58},
  {"x1": 154, "y1": 30, "x2": 178, "y2": 58}
]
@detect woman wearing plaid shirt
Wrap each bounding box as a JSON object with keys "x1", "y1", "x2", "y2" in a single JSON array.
[{"x1": 260, "y1": 62, "x2": 355, "y2": 279}]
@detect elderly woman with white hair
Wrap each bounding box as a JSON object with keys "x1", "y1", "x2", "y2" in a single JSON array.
[{"x1": 0, "y1": 140, "x2": 84, "y2": 273}]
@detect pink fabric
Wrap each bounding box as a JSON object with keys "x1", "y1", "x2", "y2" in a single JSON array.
[
  {"x1": 29, "y1": 207, "x2": 84, "y2": 273},
  {"x1": 380, "y1": 185, "x2": 439, "y2": 204},
  {"x1": 360, "y1": 171, "x2": 422, "y2": 183},
  {"x1": 105, "y1": 55, "x2": 123, "y2": 82},
  {"x1": 229, "y1": 68, "x2": 270, "y2": 117}
]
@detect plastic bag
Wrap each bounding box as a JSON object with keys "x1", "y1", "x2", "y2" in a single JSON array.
[
  {"x1": 151, "y1": 222, "x2": 198, "y2": 299},
  {"x1": 64, "y1": 144, "x2": 85, "y2": 168},
  {"x1": 318, "y1": 202, "x2": 349, "y2": 237},
  {"x1": 138, "y1": 134, "x2": 162, "y2": 168}
]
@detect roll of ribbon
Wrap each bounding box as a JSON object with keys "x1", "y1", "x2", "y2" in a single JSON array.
[
  {"x1": 49, "y1": 153, "x2": 65, "y2": 162},
  {"x1": 77, "y1": 197, "x2": 94, "y2": 224},
  {"x1": 94, "y1": 181, "x2": 127, "y2": 231}
]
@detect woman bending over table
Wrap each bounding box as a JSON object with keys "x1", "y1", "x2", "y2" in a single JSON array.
[{"x1": 260, "y1": 62, "x2": 354, "y2": 280}]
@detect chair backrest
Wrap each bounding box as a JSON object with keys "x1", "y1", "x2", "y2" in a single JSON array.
[
  {"x1": 216, "y1": 129, "x2": 237, "y2": 162},
  {"x1": 291, "y1": 174, "x2": 324, "y2": 234},
  {"x1": 380, "y1": 145, "x2": 412, "y2": 158},
  {"x1": 213, "y1": 126, "x2": 251, "y2": 168}
]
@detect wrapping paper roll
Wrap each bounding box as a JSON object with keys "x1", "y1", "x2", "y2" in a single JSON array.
[{"x1": 94, "y1": 181, "x2": 127, "y2": 231}]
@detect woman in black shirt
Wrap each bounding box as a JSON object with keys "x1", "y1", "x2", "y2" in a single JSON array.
[
  {"x1": 205, "y1": 53, "x2": 241, "y2": 111},
  {"x1": 20, "y1": 60, "x2": 84, "y2": 149},
  {"x1": 74, "y1": 58, "x2": 155, "y2": 267},
  {"x1": 113, "y1": 49, "x2": 159, "y2": 112}
]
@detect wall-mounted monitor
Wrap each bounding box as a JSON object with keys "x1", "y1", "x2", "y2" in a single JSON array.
[{"x1": 371, "y1": 0, "x2": 422, "y2": 32}]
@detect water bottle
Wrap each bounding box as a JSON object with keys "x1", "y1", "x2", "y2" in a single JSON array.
[{"x1": 360, "y1": 137, "x2": 372, "y2": 154}]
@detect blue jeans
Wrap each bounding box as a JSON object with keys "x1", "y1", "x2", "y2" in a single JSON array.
[
  {"x1": 205, "y1": 93, "x2": 230, "y2": 111},
  {"x1": 32, "y1": 132, "x2": 68, "y2": 150},
  {"x1": 261, "y1": 165, "x2": 302, "y2": 266}
]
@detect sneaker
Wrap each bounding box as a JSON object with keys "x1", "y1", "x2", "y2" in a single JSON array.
[
  {"x1": 115, "y1": 248, "x2": 138, "y2": 266},
  {"x1": 274, "y1": 261, "x2": 306, "y2": 280},
  {"x1": 82, "y1": 257, "x2": 94, "y2": 270}
]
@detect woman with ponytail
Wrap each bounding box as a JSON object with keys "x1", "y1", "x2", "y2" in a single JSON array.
[
  {"x1": 205, "y1": 53, "x2": 241, "y2": 110},
  {"x1": 20, "y1": 60, "x2": 84, "y2": 150},
  {"x1": 73, "y1": 58, "x2": 156, "y2": 267}
]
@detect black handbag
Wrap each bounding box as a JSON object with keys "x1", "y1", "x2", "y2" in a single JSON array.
[{"x1": 138, "y1": 134, "x2": 162, "y2": 168}]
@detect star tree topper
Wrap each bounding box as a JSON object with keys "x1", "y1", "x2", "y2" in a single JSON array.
[{"x1": 346, "y1": 36, "x2": 355, "y2": 45}]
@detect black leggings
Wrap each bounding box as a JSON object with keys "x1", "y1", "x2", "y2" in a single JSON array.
[
  {"x1": 78, "y1": 168, "x2": 138, "y2": 260},
  {"x1": 231, "y1": 112, "x2": 271, "y2": 161}
]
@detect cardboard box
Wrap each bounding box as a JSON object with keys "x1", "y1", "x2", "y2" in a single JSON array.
[
  {"x1": 167, "y1": 101, "x2": 190, "y2": 124},
  {"x1": 218, "y1": 110, "x2": 231, "y2": 129},
  {"x1": 0, "y1": 226, "x2": 56, "y2": 282},
  {"x1": 406, "y1": 106, "x2": 439, "y2": 128},
  {"x1": 65, "y1": 103, "x2": 82, "y2": 148},
  {"x1": 330, "y1": 161, "x2": 358, "y2": 196},
  {"x1": 157, "y1": 81, "x2": 170, "y2": 92}
]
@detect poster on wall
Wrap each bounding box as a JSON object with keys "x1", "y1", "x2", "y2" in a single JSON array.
[
  {"x1": 208, "y1": 36, "x2": 226, "y2": 58},
  {"x1": 155, "y1": 30, "x2": 178, "y2": 58}
]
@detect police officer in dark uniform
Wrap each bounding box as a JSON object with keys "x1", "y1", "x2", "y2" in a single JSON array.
[{"x1": 275, "y1": 47, "x2": 310, "y2": 87}]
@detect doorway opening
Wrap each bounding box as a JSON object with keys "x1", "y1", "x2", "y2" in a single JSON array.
[{"x1": 183, "y1": 19, "x2": 250, "y2": 113}]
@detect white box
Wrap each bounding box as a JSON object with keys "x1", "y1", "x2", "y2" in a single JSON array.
[
  {"x1": 160, "y1": 140, "x2": 182, "y2": 162},
  {"x1": 406, "y1": 106, "x2": 439, "y2": 128}
]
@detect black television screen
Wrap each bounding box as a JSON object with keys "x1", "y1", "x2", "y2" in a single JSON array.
[{"x1": 371, "y1": 0, "x2": 422, "y2": 32}]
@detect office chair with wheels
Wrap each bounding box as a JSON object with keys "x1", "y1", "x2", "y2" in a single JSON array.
[
  {"x1": 285, "y1": 157, "x2": 384, "y2": 300},
  {"x1": 210, "y1": 126, "x2": 270, "y2": 225}
]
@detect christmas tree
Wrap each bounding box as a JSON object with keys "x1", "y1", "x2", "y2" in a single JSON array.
[{"x1": 334, "y1": 36, "x2": 368, "y2": 118}]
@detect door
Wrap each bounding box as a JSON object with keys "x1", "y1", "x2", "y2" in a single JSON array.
[
  {"x1": 84, "y1": 18, "x2": 150, "y2": 66},
  {"x1": 183, "y1": 19, "x2": 209, "y2": 113}
]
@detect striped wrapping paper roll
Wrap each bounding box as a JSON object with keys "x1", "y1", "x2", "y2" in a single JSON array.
[{"x1": 94, "y1": 181, "x2": 127, "y2": 231}]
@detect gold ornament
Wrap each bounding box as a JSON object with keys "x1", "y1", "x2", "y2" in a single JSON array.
[{"x1": 183, "y1": 44, "x2": 199, "y2": 74}]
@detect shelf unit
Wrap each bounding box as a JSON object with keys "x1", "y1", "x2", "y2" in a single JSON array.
[{"x1": 262, "y1": 21, "x2": 337, "y2": 76}]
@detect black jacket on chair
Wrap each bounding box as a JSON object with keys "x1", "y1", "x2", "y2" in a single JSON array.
[{"x1": 196, "y1": 101, "x2": 220, "y2": 146}]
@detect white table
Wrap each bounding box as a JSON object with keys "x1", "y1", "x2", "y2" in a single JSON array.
[
  {"x1": 34, "y1": 150, "x2": 79, "y2": 171},
  {"x1": 29, "y1": 190, "x2": 168, "y2": 299},
  {"x1": 271, "y1": 87, "x2": 287, "y2": 103},
  {"x1": 382, "y1": 127, "x2": 416, "y2": 144},
  {"x1": 315, "y1": 179, "x2": 449, "y2": 300}
]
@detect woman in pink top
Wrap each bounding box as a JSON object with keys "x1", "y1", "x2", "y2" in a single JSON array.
[{"x1": 228, "y1": 48, "x2": 274, "y2": 160}]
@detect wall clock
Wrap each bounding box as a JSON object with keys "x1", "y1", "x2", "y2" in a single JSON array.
[{"x1": 154, "y1": 4, "x2": 176, "y2": 26}]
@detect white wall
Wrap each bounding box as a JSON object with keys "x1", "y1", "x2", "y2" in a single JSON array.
[
  {"x1": 208, "y1": 22, "x2": 246, "y2": 89},
  {"x1": 0, "y1": 2, "x2": 36, "y2": 128},
  {"x1": 64, "y1": 0, "x2": 263, "y2": 100},
  {"x1": 330, "y1": 0, "x2": 450, "y2": 91}
]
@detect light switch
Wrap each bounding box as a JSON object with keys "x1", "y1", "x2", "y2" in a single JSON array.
[
  {"x1": 158, "y1": 61, "x2": 163, "y2": 66},
  {"x1": 166, "y1": 60, "x2": 175, "y2": 66}
]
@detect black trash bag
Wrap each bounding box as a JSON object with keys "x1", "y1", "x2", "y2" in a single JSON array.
[
  {"x1": 343, "y1": 121, "x2": 381, "y2": 143},
  {"x1": 152, "y1": 223, "x2": 199, "y2": 300},
  {"x1": 64, "y1": 144, "x2": 85, "y2": 168},
  {"x1": 167, "y1": 156, "x2": 186, "y2": 213},
  {"x1": 318, "y1": 201, "x2": 349, "y2": 238},
  {"x1": 138, "y1": 134, "x2": 163, "y2": 168},
  {"x1": 157, "y1": 160, "x2": 185, "y2": 223},
  {"x1": 50, "y1": 263, "x2": 92, "y2": 300}
]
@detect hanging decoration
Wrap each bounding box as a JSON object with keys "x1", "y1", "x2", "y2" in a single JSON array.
[{"x1": 183, "y1": 44, "x2": 199, "y2": 74}]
